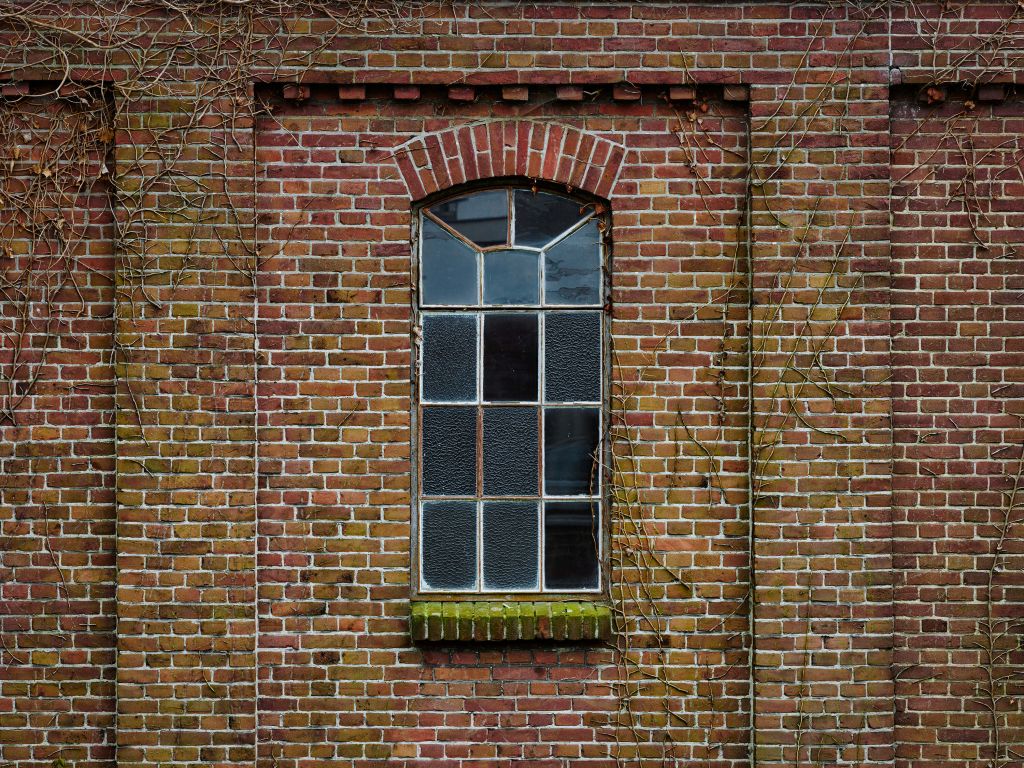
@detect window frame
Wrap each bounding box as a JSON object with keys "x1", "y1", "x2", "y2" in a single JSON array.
[{"x1": 410, "y1": 182, "x2": 611, "y2": 600}]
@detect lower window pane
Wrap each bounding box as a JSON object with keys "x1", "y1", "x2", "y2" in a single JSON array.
[
  {"x1": 544, "y1": 501, "x2": 600, "y2": 590},
  {"x1": 483, "y1": 501, "x2": 539, "y2": 590},
  {"x1": 421, "y1": 501, "x2": 478, "y2": 591},
  {"x1": 544, "y1": 407, "x2": 600, "y2": 495}
]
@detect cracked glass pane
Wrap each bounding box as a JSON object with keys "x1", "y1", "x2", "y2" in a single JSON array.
[
  {"x1": 421, "y1": 406, "x2": 477, "y2": 496},
  {"x1": 421, "y1": 314, "x2": 477, "y2": 402},
  {"x1": 422, "y1": 500, "x2": 477, "y2": 590},
  {"x1": 545, "y1": 311, "x2": 601, "y2": 402},
  {"x1": 483, "y1": 501, "x2": 539, "y2": 590}
]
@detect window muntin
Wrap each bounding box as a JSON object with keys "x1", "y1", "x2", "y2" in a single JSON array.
[{"x1": 416, "y1": 187, "x2": 605, "y2": 594}]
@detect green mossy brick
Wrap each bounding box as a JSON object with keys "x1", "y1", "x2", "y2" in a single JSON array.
[
  {"x1": 424, "y1": 602, "x2": 443, "y2": 641},
  {"x1": 409, "y1": 602, "x2": 427, "y2": 641},
  {"x1": 535, "y1": 602, "x2": 552, "y2": 640},
  {"x1": 520, "y1": 602, "x2": 536, "y2": 639},
  {"x1": 441, "y1": 602, "x2": 457, "y2": 640},
  {"x1": 457, "y1": 602, "x2": 473, "y2": 641},
  {"x1": 503, "y1": 603, "x2": 521, "y2": 641},
  {"x1": 564, "y1": 602, "x2": 583, "y2": 640},
  {"x1": 596, "y1": 604, "x2": 613, "y2": 640},
  {"x1": 471, "y1": 602, "x2": 488, "y2": 642},
  {"x1": 550, "y1": 603, "x2": 568, "y2": 639},
  {"x1": 488, "y1": 602, "x2": 505, "y2": 640}
]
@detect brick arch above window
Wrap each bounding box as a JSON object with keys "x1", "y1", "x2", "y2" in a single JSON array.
[{"x1": 392, "y1": 120, "x2": 628, "y2": 202}]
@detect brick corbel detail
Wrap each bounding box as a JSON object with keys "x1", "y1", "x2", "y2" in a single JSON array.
[{"x1": 391, "y1": 120, "x2": 627, "y2": 201}]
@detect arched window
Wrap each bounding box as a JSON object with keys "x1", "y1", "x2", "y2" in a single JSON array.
[{"x1": 414, "y1": 186, "x2": 607, "y2": 594}]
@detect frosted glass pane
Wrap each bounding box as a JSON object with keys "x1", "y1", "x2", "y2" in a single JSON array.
[
  {"x1": 544, "y1": 407, "x2": 599, "y2": 495},
  {"x1": 545, "y1": 311, "x2": 601, "y2": 402},
  {"x1": 421, "y1": 406, "x2": 476, "y2": 496},
  {"x1": 421, "y1": 218, "x2": 478, "y2": 305},
  {"x1": 483, "y1": 313, "x2": 538, "y2": 402},
  {"x1": 483, "y1": 501, "x2": 539, "y2": 590},
  {"x1": 421, "y1": 314, "x2": 477, "y2": 402},
  {"x1": 544, "y1": 501, "x2": 599, "y2": 590},
  {"x1": 422, "y1": 500, "x2": 477, "y2": 590},
  {"x1": 544, "y1": 218, "x2": 601, "y2": 305},
  {"x1": 483, "y1": 407, "x2": 538, "y2": 496},
  {"x1": 429, "y1": 189, "x2": 508, "y2": 247},
  {"x1": 514, "y1": 190, "x2": 587, "y2": 248},
  {"x1": 484, "y1": 249, "x2": 539, "y2": 305}
]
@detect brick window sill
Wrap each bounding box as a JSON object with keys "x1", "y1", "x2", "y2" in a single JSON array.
[{"x1": 410, "y1": 600, "x2": 612, "y2": 642}]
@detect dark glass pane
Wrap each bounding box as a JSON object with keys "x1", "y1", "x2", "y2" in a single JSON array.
[
  {"x1": 544, "y1": 501, "x2": 599, "y2": 590},
  {"x1": 514, "y1": 189, "x2": 588, "y2": 248},
  {"x1": 483, "y1": 407, "x2": 538, "y2": 496},
  {"x1": 483, "y1": 313, "x2": 538, "y2": 402},
  {"x1": 422, "y1": 500, "x2": 477, "y2": 591},
  {"x1": 544, "y1": 218, "x2": 602, "y2": 306},
  {"x1": 483, "y1": 249, "x2": 539, "y2": 305},
  {"x1": 483, "y1": 501, "x2": 539, "y2": 590},
  {"x1": 421, "y1": 218, "x2": 478, "y2": 305},
  {"x1": 545, "y1": 312, "x2": 601, "y2": 402},
  {"x1": 421, "y1": 406, "x2": 476, "y2": 496},
  {"x1": 429, "y1": 189, "x2": 508, "y2": 248},
  {"x1": 544, "y1": 407, "x2": 599, "y2": 495},
  {"x1": 422, "y1": 314, "x2": 477, "y2": 402}
]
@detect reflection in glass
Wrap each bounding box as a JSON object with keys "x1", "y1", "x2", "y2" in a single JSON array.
[
  {"x1": 430, "y1": 189, "x2": 508, "y2": 247},
  {"x1": 421, "y1": 406, "x2": 476, "y2": 496},
  {"x1": 421, "y1": 218, "x2": 478, "y2": 305},
  {"x1": 544, "y1": 407, "x2": 599, "y2": 495},
  {"x1": 422, "y1": 314, "x2": 477, "y2": 402},
  {"x1": 483, "y1": 501, "x2": 539, "y2": 590},
  {"x1": 544, "y1": 218, "x2": 602, "y2": 305},
  {"x1": 484, "y1": 249, "x2": 539, "y2": 305},
  {"x1": 422, "y1": 500, "x2": 477, "y2": 590},
  {"x1": 483, "y1": 313, "x2": 538, "y2": 402},
  {"x1": 483, "y1": 407, "x2": 538, "y2": 496},
  {"x1": 514, "y1": 189, "x2": 587, "y2": 248},
  {"x1": 545, "y1": 312, "x2": 601, "y2": 402},
  {"x1": 544, "y1": 501, "x2": 599, "y2": 590}
]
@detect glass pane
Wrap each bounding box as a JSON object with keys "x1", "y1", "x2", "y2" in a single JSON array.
[
  {"x1": 422, "y1": 314, "x2": 477, "y2": 402},
  {"x1": 514, "y1": 189, "x2": 588, "y2": 248},
  {"x1": 483, "y1": 501, "x2": 539, "y2": 590},
  {"x1": 483, "y1": 407, "x2": 538, "y2": 496},
  {"x1": 483, "y1": 313, "x2": 538, "y2": 402},
  {"x1": 545, "y1": 311, "x2": 601, "y2": 402},
  {"x1": 421, "y1": 406, "x2": 476, "y2": 496},
  {"x1": 429, "y1": 189, "x2": 508, "y2": 248},
  {"x1": 544, "y1": 501, "x2": 599, "y2": 590},
  {"x1": 544, "y1": 218, "x2": 602, "y2": 306},
  {"x1": 421, "y1": 218, "x2": 478, "y2": 305},
  {"x1": 544, "y1": 407, "x2": 599, "y2": 495},
  {"x1": 483, "y1": 249, "x2": 539, "y2": 305},
  {"x1": 422, "y1": 500, "x2": 477, "y2": 591}
]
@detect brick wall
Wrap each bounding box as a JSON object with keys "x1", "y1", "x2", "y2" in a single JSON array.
[
  {"x1": 0, "y1": 3, "x2": 1019, "y2": 768},
  {"x1": 0, "y1": 90, "x2": 116, "y2": 767},
  {"x1": 891, "y1": 86, "x2": 1024, "y2": 768}
]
